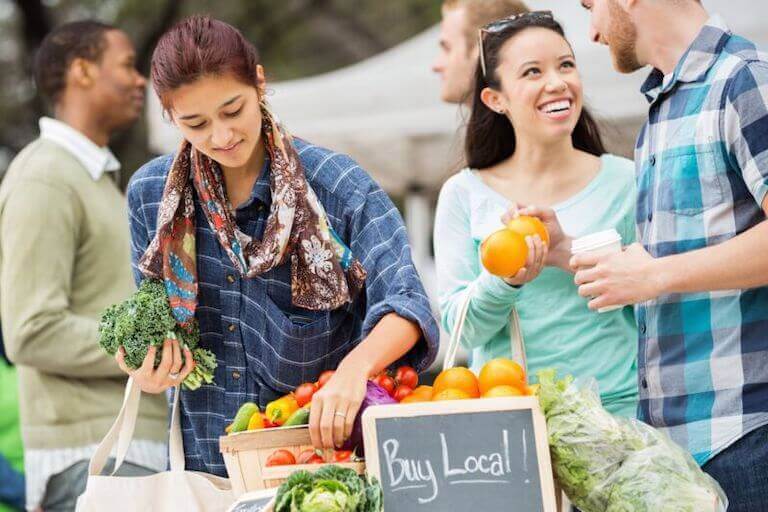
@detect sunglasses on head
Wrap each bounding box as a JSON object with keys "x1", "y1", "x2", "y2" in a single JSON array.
[{"x1": 478, "y1": 10, "x2": 555, "y2": 78}]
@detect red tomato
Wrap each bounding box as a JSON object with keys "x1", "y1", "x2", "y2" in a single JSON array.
[
  {"x1": 393, "y1": 385, "x2": 414, "y2": 402},
  {"x1": 317, "y1": 370, "x2": 335, "y2": 389},
  {"x1": 297, "y1": 449, "x2": 325, "y2": 464},
  {"x1": 294, "y1": 383, "x2": 317, "y2": 407},
  {"x1": 374, "y1": 374, "x2": 396, "y2": 396},
  {"x1": 332, "y1": 450, "x2": 353, "y2": 462},
  {"x1": 395, "y1": 366, "x2": 419, "y2": 389},
  {"x1": 265, "y1": 449, "x2": 296, "y2": 466}
]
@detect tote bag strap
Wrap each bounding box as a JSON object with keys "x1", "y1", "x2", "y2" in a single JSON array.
[
  {"x1": 88, "y1": 378, "x2": 187, "y2": 476},
  {"x1": 88, "y1": 377, "x2": 141, "y2": 476},
  {"x1": 442, "y1": 282, "x2": 527, "y2": 371},
  {"x1": 168, "y1": 386, "x2": 186, "y2": 471}
]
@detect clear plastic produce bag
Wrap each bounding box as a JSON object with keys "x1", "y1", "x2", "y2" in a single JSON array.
[{"x1": 537, "y1": 369, "x2": 727, "y2": 512}]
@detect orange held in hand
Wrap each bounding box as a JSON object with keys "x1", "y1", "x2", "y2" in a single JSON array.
[
  {"x1": 478, "y1": 358, "x2": 527, "y2": 395},
  {"x1": 480, "y1": 229, "x2": 528, "y2": 277},
  {"x1": 433, "y1": 367, "x2": 480, "y2": 398},
  {"x1": 506, "y1": 215, "x2": 550, "y2": 245}
]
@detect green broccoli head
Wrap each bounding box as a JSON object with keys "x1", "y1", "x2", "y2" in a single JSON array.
[{"x1": 98, "y1": 279, "x2": 215, "y2": 390}]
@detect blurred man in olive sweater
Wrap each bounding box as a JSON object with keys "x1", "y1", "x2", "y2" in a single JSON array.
[{"x1": 0, "y1": 21, "x2": 167, "y2": 511}]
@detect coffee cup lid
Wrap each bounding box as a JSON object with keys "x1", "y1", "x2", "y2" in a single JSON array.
[{"x1": 571, "y1": 228, "x2": 622, "y2": 254}]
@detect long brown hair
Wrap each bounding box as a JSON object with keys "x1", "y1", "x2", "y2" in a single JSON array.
[{"x1": 465, "y1": 15, "x2": 605, "y2": 170}]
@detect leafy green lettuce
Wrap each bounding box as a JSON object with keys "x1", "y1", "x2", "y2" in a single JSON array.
[
  {"x1": 537, "y1": 369, "x2": 726, "y2": 512},
  {"x1": 274, "y1": 465, "x2": 382, "y2": 512}
]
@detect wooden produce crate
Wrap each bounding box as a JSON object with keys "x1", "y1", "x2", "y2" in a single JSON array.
[{"x1": 220, "y1": 425, "x2": 366, "y2": 496}]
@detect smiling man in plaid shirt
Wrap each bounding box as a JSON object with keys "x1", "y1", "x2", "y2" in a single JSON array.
[{"x1": 573, "y1": 0, "x2": 768, "y2": 508}]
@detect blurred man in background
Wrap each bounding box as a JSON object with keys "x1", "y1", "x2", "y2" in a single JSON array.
[
  {"x1": 0, "y1": 21, "x2": 167, "y2": 511},
  {"x1": 431, "y1": 0, "x2": 530, "y2": 370},
  {"x1": 433, "y1": 0, "x2": 529, "y2": 104}
]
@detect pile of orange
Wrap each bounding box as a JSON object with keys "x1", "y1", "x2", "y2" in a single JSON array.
[
  {"x1": 401, "y1": 358, "x2": 536, "y2": 403},
  {"x1": 480, "y1": 216, "x2": 549, "y2": 278}
]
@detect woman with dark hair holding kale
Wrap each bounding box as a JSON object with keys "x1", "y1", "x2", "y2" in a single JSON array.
[{"x1": 118, "y1": 16, "x2": 438, "y2": 476}]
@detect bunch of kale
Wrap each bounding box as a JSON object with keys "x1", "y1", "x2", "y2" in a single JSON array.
[{"x1": 99, "y1": 279, "x2": 216, "y2": 390}]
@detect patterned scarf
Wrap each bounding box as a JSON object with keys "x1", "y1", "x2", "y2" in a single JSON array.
[{"x1": 139, "y1": 102, "x2": 367, "y2": 327}]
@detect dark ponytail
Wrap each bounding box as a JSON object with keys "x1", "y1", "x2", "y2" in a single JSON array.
[{"x1": 465, "y1": 15, "x2": 606, "y2": 170}]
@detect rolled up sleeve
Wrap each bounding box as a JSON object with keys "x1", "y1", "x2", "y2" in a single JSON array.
[
  {"x1": 349, "y1": 183, "x2": 439, "y2": 373},
  {"x1": 724, "y1": 61, "x2": 768, "y2": 206}
]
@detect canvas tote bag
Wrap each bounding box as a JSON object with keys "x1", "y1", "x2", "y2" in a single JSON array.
[
  {"x1": 442, "y1": 284, "x2": 571, "y2": 512},
  {"x1": 76, "y1": 377, "x2": 235, "y2": 511}
]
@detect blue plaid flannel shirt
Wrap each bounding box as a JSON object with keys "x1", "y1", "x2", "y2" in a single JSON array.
[
  {"x1": 635, "y1": 16, "x2": 768, "y2": 465},
  {"x1": 127, "y1": 138, "x2": 439, "y2": 476}
]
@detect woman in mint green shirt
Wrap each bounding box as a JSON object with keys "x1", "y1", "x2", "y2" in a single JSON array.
[{"x1": 434, "y1": 12, "x2": 638, "y2": 416}]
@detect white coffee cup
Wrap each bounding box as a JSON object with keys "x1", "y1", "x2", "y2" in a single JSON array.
[{"x1": 571, "y1": 228, "x2": 623, "y2": 313}]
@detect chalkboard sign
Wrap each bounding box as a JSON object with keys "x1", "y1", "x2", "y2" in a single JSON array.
[
  {"x1": 362, "y1": 397, "x2": 557, "y2": 511},
  {"x1": 226, "y1": 489, "x2": 276, "y2": 512}
]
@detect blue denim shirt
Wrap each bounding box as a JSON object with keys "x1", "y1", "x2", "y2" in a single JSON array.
[{"x1": 127, "y1": 138, "x2": 439, "y2": 475}]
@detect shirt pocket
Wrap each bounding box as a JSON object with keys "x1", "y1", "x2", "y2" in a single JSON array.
[
  {"x1": 249, "y1": 289, "x2": 353, "y2": 390},
  {"x1": 659, "y1": 148, "x2": 725, "y2": 217}
]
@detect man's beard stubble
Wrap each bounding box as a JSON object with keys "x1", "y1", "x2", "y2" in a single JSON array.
[{"x1": 607, "y1": 0, "x2": 643, "y2": 73}]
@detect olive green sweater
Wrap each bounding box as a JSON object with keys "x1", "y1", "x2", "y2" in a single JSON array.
[{"x1": 0, "y1": 139, "x2": 167, "y2": 449}]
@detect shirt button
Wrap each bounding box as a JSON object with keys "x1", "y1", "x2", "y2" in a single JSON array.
[
  {"x1": 647, "y1": 212, "x2": 653, "y2": 223},
  {"x1": 228, "y1": 324, "x2": 236, "y2": 332},
  {"x1": 649, "y1": 155, "x2": 657, "y2": 166},
  {"x1": 641, "y1": 378, "x2": 648, "y2": 389},
  {"x1": 226, "y1": 274, "x2": 235, "y2": 284},
  {"x1": 640, "y1": 322, "x2": 647, "y2": 334},
  {"x1": 232, "y1": 371, "x2": 241, "y2": 380}
]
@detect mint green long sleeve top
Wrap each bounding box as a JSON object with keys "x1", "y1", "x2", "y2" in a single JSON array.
[{"x1": 434, "y1": 155, "x2": 639, "y2": 417}]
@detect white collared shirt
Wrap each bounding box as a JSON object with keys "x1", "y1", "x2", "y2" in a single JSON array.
[{"x1": 38, "y1": 117, "x2": 121, "y2": 181}]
